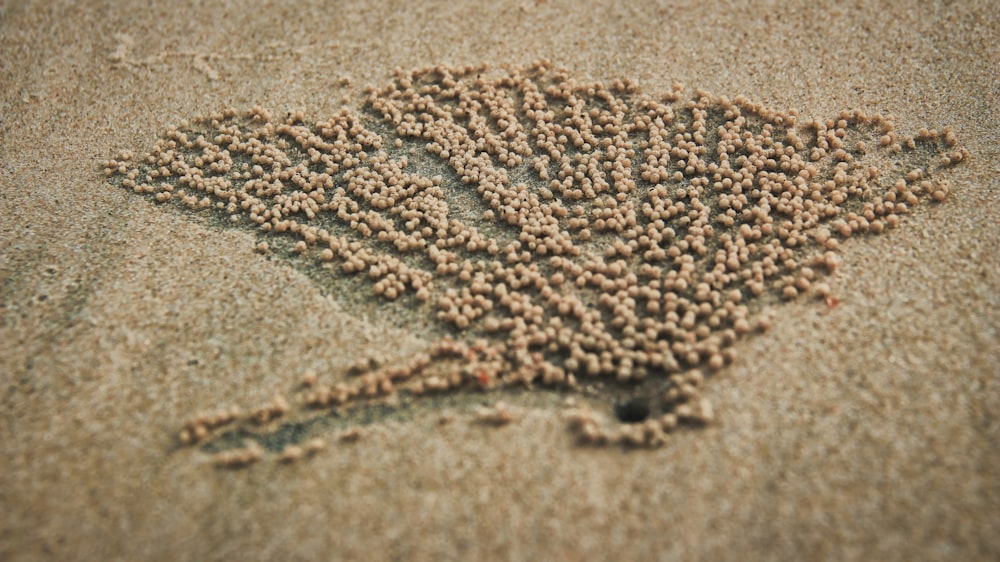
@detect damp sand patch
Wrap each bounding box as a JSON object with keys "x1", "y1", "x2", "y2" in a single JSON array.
[{"x1": 103, "y1": 62, "x2": 966, "y2": 460}]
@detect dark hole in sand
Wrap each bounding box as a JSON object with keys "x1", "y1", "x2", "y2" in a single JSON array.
[{"x1": 615, "y1": 397, "x2": 651, "y2": 423}]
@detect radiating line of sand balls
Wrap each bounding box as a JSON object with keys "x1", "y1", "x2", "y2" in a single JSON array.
[{"x1": 104, "y1": 61, "x2": 965, "y2": 455}]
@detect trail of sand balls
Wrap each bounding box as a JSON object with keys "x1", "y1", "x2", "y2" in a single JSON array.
[{"x1": 105, "y1": 62, "x2": 965, "y2": 456}]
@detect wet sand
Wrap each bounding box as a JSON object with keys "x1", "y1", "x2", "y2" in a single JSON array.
[{"x1": 1, "y1": 1, "x2": 998, "y2": 560}]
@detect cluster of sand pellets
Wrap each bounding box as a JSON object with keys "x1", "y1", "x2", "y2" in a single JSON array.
[{"x1": 104, "y1": 61, "x2": 966, "y2": 454}]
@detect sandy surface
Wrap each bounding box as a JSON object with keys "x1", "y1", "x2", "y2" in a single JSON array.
[{"x1": 2, "y1": 1, "x2": 998, "y2": 560}]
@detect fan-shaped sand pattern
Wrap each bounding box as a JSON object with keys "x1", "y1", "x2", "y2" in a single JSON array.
[{"x1": 104, "y1": 62, "x2": 966, "y2": 455}]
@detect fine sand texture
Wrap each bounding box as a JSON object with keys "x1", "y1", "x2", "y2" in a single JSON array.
[{"x1": 2, "y1": 1, "x2": 998, "y2": 560}]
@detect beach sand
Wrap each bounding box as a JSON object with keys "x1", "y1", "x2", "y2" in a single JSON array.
[{"x1": 1, "y1": 1, "x2": 998, "y2": 560}]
